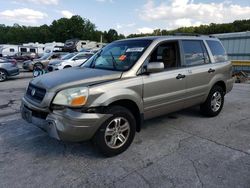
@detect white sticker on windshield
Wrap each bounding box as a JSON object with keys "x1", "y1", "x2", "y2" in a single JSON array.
[{"x1": 126, "y1": 47, "x2": 144, "y2": 53}]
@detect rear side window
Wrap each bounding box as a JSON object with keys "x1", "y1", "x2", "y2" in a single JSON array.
[
  {"x1": 182, "y1": 40, "x2": 210, "y2": 66},
  {"x1": 206, "y1": 40, "x2": 227, "y2": 63}
]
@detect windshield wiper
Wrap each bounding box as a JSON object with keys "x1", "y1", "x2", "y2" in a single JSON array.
[
  {"x1": 90, "y1": 50, "x2": 102, "y2": 68},
  {"x1": 109, "y1": 51, "x2": 117, "y2": 70}
]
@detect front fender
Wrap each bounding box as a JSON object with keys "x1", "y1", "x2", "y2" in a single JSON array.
[{"x1": 89, "y1": 88, "x2": 144, "y2": 113}]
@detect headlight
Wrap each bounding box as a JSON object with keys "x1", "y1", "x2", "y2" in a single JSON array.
[
  {"x1": 53, "y1": 87, "x2": 88, "y2": 107},
  {"x1": 55, "y1": 63, "x2": 61, "y2": 66}
]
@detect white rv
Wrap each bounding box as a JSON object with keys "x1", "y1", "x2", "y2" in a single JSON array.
[
  {"x1": 44, "y1": 42, "x2": 64, "y2": 54},
  {"x1": 0, "y1": 45, "x2": 19, "y2": 57},
  {"x1": 0, "y1": 43, "x2": 45, "y2": 57}
]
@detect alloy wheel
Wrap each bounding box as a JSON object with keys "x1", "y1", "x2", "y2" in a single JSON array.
[
  {"x1": 0, "y1": 71, "x2": 7, "y2": 81},
  {"x1": 104, "y1": 117, "x2": 130, "y2": 149},
  {"x1": 211, "y1": 91, "x2": 222, "y2": 112}
]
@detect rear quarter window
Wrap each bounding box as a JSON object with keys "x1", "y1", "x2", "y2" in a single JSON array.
[{"x1": 206, "y1": 40, "x2": 228, "y2": 63}]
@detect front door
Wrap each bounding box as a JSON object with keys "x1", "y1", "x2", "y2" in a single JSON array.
[{"x1": 142, "y1": 41, "x2": 187, "y2": 119}]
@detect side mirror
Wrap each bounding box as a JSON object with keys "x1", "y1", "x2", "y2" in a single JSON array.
[
  {"x1": 146, "y1": 62, "x2": 164, "y2": 73},
  {"x1": 73, "y1": 57, "x2": 79, "y2": 61}
]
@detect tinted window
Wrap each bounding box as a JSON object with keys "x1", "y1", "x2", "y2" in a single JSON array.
[
  {"x1": 206, "y1": 40, "x2": 227, "y2": 63},
  {"x1": 182, "y1": 40, "x2": 210, "y2": 66},
  {"x1": 30, "y1": 48, "x2": 36, "y2": 53},
  {"x1": 9, "y1": 48, "x2": 15, "y2": 52},
  {"x1": 20, "y1": 48, "x2": 27, "y2": 53}
]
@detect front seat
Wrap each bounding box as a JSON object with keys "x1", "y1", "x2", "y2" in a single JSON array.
[{"x1": 162, "y1": 47, "x2": 176, "y2": 68}]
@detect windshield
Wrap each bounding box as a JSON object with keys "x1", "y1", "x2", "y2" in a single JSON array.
[
  {"x1": 83, "y1": 39, "x2": 152, "y2": 71},
  {"x1": 39, "y1": 53, "x2": 51, "y2": 60},
  {"x1": 61, "y1": 53, "x2": 77, "y2": 60}
]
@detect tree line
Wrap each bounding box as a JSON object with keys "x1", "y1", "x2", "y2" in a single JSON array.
[
  {"x1": 128, "y1": 19, "x2": 250, "y2": 38},
  {"x1": 0, "y1": 16, "x2": 250, "y2": 44},
  {"x1": 0, "y1": 15, "x2": 125, "y2": 44}
]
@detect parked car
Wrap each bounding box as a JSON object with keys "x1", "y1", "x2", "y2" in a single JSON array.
[
  {"x1": 0, "y1": 58, "x2": 19, "y2": 82},
  {"x1": 7, "y1": 52, "x2": 39, "y2": 62},
  {"x1": 47, "y1": 52, "x2": 94, "y2": 72},
  {"x1": 22, "y1": 52, "x2": 67, "y2": 71},
  {"x1": 21, "y1": 35, "x2": 233, "y2": 156}
]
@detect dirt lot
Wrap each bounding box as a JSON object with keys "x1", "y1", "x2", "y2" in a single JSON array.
[{"x1": 0, "y1": 72, "x2": 250, "y2": 188}]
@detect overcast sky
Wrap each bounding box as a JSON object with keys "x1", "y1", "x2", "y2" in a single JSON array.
[{"x1": 0, "y1": 0, "x2": 250, "y2": 35}]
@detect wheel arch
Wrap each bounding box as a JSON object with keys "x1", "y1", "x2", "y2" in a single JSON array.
[
  {"x1": 108, "y1": 99, "x2": 143, "y2": 132},
  {"x1": 0, "y1": 68, "x2": 8, "y2": 76},
  {"x1": 213, "y1": 80, "x2": 226, "y2": 95}
]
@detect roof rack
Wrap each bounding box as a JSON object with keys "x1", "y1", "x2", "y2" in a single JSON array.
[{"x1": 173, "y1": 33, "x2": 215, "y2": 38}]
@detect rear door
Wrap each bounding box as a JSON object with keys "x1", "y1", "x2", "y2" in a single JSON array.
[
  {"x1": 181, "y1": 40, "x2": 213, "y2": 106},
  {"x1": 142, "y1": 41, "x2": 187, "y2": 119}
]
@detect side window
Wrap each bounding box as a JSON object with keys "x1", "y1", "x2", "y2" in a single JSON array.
[
  {"x1": 9, "y1": 48, "x2": 15, "y2": 52},
  {"x1": 75, "y1": 54, "x2": 87, "y2": 60},
  {"x1": 30, "y1": 48, "x2": 36, "y2": 53},
  {"x1": 148, "y1": 41, "x2": 180, "y2": 70},
  {"x1": 20, "y1": 48, "x2": 27, "y2": 53},
  {"x1": 182, "y1": 40, "x2": 210, "y2": 66},
  {"x1": 206, "y1": 40, "x2": 227, "y2": 63}
]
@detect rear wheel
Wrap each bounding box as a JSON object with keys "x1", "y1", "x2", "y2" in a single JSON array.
[
  {"x1": 0, "y1": 70, "x2": 7, "y2": 82},
  {"x1": 93, "y1": 106, "x2": 136, "y2": 157},
  {"x1": 200, "y1": 85, "x2": 224, "y2": 117}
]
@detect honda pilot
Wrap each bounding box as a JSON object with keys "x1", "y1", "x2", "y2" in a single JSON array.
[{"x1": 21, "y1": 35, "x2": 234, "y2": 156}]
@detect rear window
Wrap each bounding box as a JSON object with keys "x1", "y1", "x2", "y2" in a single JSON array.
[{"x1": 206, "y1": 40, "x2": 227, "y2": 63}]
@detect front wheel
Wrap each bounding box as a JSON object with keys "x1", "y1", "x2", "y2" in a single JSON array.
[
  {"x1": 200, "y1": 85, "x2": 224, "y2": 117},
  {"x1": 0, "y1": 70, "x2": 7, "y2": 82},
  {"x1": 93, "y1": 106, "x2": 136, "y2": 157}
]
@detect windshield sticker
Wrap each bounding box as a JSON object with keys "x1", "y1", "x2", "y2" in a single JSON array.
[
  {"x1": 126, "y1": 47, "x2": 144, "y2": 53},
  {"x1": 119, "y1": 55, "x2": 127, "y2": 61}
]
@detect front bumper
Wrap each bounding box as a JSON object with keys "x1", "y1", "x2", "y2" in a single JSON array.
[{"x1": 21, "y1": 97, "x2": 111, "y2": 142}]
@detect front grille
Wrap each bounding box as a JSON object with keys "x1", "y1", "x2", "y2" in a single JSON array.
[{"x1": 26, "y1": 84, "x2": 46, "y2": 103}]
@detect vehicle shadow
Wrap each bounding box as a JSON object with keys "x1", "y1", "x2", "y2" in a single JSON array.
[
  {"x1": 15, "y1": 106, "x2": 205, "y2": 159},
  {"x1": 142, "y1": 105, "x2": 205, "y2": 130}
]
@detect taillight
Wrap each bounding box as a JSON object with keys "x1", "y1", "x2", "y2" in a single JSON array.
[{"x1": 10, "y1": 60, "x2": 17, "y2": 66}]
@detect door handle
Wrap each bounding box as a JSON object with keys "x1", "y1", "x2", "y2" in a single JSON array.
[
  {"x1": 176, "y1": 74, "x2": 186, "y2": 79},
  {"x1": 208, "y1": 68, "x2": 215, "y2": 73}
]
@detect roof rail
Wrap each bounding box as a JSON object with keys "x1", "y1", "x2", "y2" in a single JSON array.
[
  {"x1": 173, "y1": 33, "x2": 216, "y2": 38},
  {"x1": 173, "y1": 33, "x2": 201, "y2": 36}
]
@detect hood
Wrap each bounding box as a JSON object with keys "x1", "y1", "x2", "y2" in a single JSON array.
[
  {"x1": 49, "y1": 59, "x2": 63, "y2": 65},
  {"x1": 31, "y1": 67, "x2": 122, "y2": 91}
]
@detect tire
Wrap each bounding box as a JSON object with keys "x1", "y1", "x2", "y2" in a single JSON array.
[
  {"x1": 34, "y1": 62, "x2": 44, "y2": 70},
  {"x1": 93, "y1": 106, "x2": 136, "y2": 157},
  {"x1": 0, "y1": 69, "x2": 7, "y2": 82},
  {"x1": 200, "y1": 85, "x2": 224, "y2": 117}
]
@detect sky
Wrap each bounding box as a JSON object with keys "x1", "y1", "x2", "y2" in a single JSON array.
[{"x1": 0, "y1": 0, "x2": 250, "y2": 36}]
